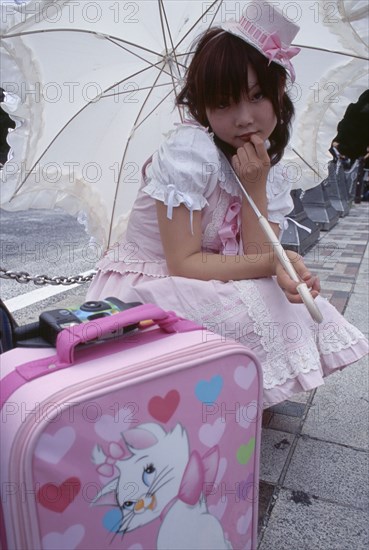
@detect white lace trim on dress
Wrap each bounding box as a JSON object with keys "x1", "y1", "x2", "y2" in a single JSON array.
[
  {"x1": 233, "y1": 279, "x2": 322, "y2": 388},
  {"x1": 314, "y1": 322, "x2": 366, "y2": 354},
  {"x1": 217, "y1": 151, "x2": 243, "y2": 197}
]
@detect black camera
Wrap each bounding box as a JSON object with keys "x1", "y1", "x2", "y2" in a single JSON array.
[{"x1": 39, "y1": 297, "x2": 142, "y2": 345}]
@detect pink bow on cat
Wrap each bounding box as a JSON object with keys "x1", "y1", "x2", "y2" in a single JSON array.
[
  {"x1": 97, "y1": 442, "x2": 126, "y2": 477},
  {"x1": 160, "y1": 446, "x2": 220, "y2": 520}
]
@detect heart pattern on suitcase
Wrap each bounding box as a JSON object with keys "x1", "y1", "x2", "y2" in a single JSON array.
[
  {"x1": 237, "y1": 473, "x2": 255, "y2": 501},
  {"x1": 208, "y1": 496, "x2": 228, "y2": 520},
  {"x1": 35, "y1": 427, "x2": 76, "y2": 464},
  {"x1": 148, "y1": 389, "x2": 180, "y2": 422},
  {"x1": 195, "y1": 374, "x2": 223, "y2": 403},
  {"x1": 94, "y1": 407, "x2": 136, "y2": 441},
  {"x1": 42, "y1": 524, "x2": 85, "y2": 550},
  {"x1": 237, "y1": 507, "x2": 253, "y2": 535},
  {"x1": 37, "y1": 477, "x2": 81, "y2": 513},
  {"x1": 236, "y1": 438, "x2": 256, "y2": 465},
  {"x1": 234, "y1": 364, "x2": 257, "y2": 390},
  {"x1": 198, "y1": 417, "x2": 226, "y2": 447}
]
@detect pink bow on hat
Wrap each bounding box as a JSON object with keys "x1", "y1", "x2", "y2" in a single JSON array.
[{"x1": 262, "y1": 32, "x2": 300, "y2": 82}]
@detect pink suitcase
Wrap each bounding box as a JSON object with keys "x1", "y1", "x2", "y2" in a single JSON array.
[{"x1": 0, "y1": 304, "x2": 263, "y2": 550}]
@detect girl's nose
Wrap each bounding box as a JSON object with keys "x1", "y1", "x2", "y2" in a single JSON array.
[{"x1": 235, "y1": 99, "x2": 253, "y2": 127}]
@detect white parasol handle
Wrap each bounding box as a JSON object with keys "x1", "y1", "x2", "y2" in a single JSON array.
[
  {"x1": 258, "y1": 216, "x2": 323, "y2": 324},
  {"x1": 230, "y1": 166, "x2": 323, "y2": 324}
]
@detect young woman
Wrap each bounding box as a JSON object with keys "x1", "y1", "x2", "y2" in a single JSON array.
[{"x1": 87, "y1": 6, "x2": 368, "y2": 407}]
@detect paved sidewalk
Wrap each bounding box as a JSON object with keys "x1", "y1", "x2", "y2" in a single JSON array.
[{"x1": 258, "y1": 203, "x2": 369, "y2": 550}]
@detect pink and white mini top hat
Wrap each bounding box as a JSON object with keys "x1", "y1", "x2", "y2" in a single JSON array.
[{"x1": 221, "y1": 1, "x2": 301, "y2": 81}]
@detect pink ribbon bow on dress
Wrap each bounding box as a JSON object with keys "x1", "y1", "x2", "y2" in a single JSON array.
[
  {"x1": 218, "y1": 200, "x2": 242, "y2": 256},
  {"x1": 261, "y1": 32, "x2": 300, "y2": 82}
]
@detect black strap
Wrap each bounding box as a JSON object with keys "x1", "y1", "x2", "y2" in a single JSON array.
[{"x1": 0, "y1": 299, "x2": 17, "y2": 353}]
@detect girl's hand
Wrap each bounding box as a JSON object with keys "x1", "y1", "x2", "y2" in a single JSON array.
[
  {"x1": 231, "y1": 134, "x2": 271, "y2": 194},
  {"x1": 275, "y1": 249, "x2": 321, "y2": 303}
]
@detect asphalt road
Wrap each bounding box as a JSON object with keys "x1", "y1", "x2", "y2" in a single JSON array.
[{"x1": 1, "y1": 208, "x2": 96, "y2": 302}]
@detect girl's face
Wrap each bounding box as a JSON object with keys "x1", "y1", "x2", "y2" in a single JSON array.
[{"x1": 205, "y1": 66, "x2": 278, "y2": 150}]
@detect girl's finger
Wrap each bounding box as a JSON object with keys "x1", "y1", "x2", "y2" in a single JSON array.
[
  {"x1": 284, "y1": 288, "x2": 319, "y2": 304},
  {"x1": 309, "y1": 276, "x2": 321, "y2": 293},
  {"x1": 250, "y1": 134, "x2": 269, "y2": 160},
  {"x1": 240, "y1": 141, "x2": 262, "y2": 161},
  {"x1": 237, "y1": 144, "x2": 252, "y2": 163},
  {"x1": 231, "y1": 155, "x2": 242, "y2": 176},
  {"x1": 276, "y1": 268, "x2": 300, "y2": 295},
  {"x1": 301, "y1": 274, "x2": 315, "y2": 289},
  {"x1": 301, "y1": 273, "x2": 321, "y2": 293},
  {"x1": 231, "y1": 154, "x2": 239, "y2": 169}
]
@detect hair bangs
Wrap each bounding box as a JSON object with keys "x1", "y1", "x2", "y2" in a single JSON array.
[{"x1": 200, "y1": 34, "x2": 253, "y2": 110}]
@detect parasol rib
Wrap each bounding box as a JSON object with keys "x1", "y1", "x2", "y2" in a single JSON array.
[
  {"x1": 158, "y1": 0, "x2": 183, "y2": 123},
  {"x1": 102, "y1": 82, "x2": 175, "y2": 100},
  {"x1": 123, "y1": 87, "x2": 178, "y2": 135},
  {"x1": 106, "y1": 36, "x2": 186, "y2": 80},
  {"x1": 293, "y1": 43, "x2": 369, "y2": 61},
  {"x1": 2, "y1": 28, "x2": 163, "y2": 59},
  {"x1": 175, "y1": 0, "x2": 222, "y2": 51},
  {"x1": 291, "y1": 148, "x2": 322, "y2": 179}
]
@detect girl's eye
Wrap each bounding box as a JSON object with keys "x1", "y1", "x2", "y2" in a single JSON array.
[
  {"x1": 142, "y1": 463, "x2": 156, "y2": 486},
  {"x1": 251, "y1": 92, "x2": 264, "y2": 102},
  {"x1": 217, "y1": 98, "x2": 231, "y2": 109},
  {"x1": 123, "y1": 501, "x2": 134, "y2": 510}
]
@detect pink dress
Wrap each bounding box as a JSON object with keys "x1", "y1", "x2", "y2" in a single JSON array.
[{"x1": 87, "y1": 122, "x2": 368, "y2": 408}]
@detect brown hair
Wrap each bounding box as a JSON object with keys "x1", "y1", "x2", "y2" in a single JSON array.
[{"x1": 176, "y1": 28, "x2": 294, "y2": 165}]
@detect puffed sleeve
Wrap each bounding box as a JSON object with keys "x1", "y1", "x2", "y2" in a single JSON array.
[
  {"x1": 143, "y1": 124, "x2": 220, "y2": 230},
  {"x1": 266, "y1": 162, "x2": 293, "y2": 229}
]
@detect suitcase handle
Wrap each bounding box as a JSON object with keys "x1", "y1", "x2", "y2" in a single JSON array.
[
  {"x1": 11, "y1": 304, "x2": 200, "y2": 383},
  {"x1": 56, "y1": 303, "x2": 198, "y2": 366}
]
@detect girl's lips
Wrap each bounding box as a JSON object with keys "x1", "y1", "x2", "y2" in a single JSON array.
[{"x1": 238, "y1": 133, "x2": 255, "y2": 141}]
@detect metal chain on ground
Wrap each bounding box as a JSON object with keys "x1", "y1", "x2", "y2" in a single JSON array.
[{"x1": 0, "y1": 267, "x2": 96, "y2": 286}]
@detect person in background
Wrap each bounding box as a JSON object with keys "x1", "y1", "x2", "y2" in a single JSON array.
[
  {"x1": 331, "y1": 89, "x2": 369, "y2": 168},
  {"x1": 0, "y1": 88, "x2": 16, "y2": 166}
]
